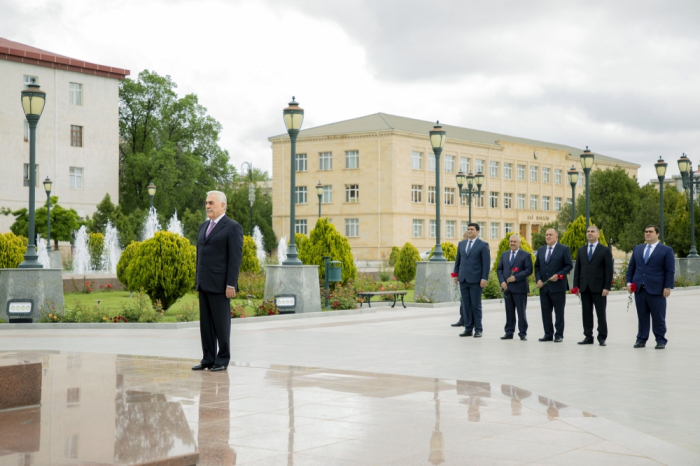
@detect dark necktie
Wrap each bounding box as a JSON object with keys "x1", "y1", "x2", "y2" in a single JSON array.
[
  {"x1": 588, "y1": 244, "x2": 593, "y2": 261},
  {"x1": 546, "y1": 247, "x2": 552, "y2": 264},
  {"x1": 509, "y1": 251, "x2": 515, "y2": 266},
  {"x1": 205, "y1": 220, "x2": 216, "y2": 238},
  {"x1": 466, "y1": 241, "x2": 473, "y2": 255},
  {"x1": 644, "y1": 244, "x2": 652, "y2": 263}
]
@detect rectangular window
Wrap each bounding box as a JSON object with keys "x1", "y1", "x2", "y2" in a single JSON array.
[
  {"x1": 460, "y1": 157, "x2": 470, "y2": 174},
  {"x1": 461, "y1": 221, "x2": 469, "y2": 236},
  {"x1": 23, "y1": 75, "x2": 38, "y2": 89},
  {"x1": 517, "y1": 194, "x2": 526, "y2": 210},
  {"x1": 517, "y1": 164, "x2": 526, "y2": 181},
  {"x1": 69, "y1": 83, "x2": 83, "y2": 105},
  {"x1": 490, "y1": 161, "x2": 499, "y2": 178},
  {"x1": 430, "y1": 220, "x2": 436, "y2": 238},
  {"x1": 475, "y1": 191, "x2": 485, "y2": 208},
  {"x1": 295, "y1": 219, "x2": 307, "y2": 234},
  {"x1": 542, "y1": 196, "x2": 550, "y2": 211},
  {"x1": 476, "y1": 159, "x2": 485, "y2": 175},
  {"x1": 411, "y1": 185, "x2": 423, "y2": 203},
  {"x1": 505, "y1": 223, "x2": 514, "y2": 235},
  {"x1": 71, "y1": 125, "x2": 83, "y2": 147},
  {"x1": 491, "y1": 222, "x2": 500, "y2": 239},
  {"x1": 445, "y1": 220, "x2": 455, "y2": 239},
  {"x1": 412, "y1": 151, "x2": 423, "y2": 170},
  {"x1": 322, "y1": 186, "x2": 332, "y2": 203},
  {"x1": 345, "y1": 219, "x2": 359, "y2": 237},
  {"x1": 429, "y1": 153, "x2": 436, "y2": 171},
  {"x1": 295, "y1": 186, "x2": 307, "y2": 204},
  {"x1": 345, "y1": 184, "x2": 359, "y2": 203},
  {"x1": 23, "y1": 164, "x2": 39, "y2": 187},
  {"x1": 23, "y1": 120, "x2": 29, "y2": 142},
  {"x1": 504, "y1": 193, "x2": 513, "y2": 209},
  {"x1": 530, "y1": 166, "x2": 538, "y2": 182},
  {"x1": 445, "y1": 155, "x2": 455, "y2": 173},
  {"x1": 504, "y1": 163, "x2": 512, "y2": 180},
  {"x1": 295, "y1": 153, "x2": 307, "y2": 172},
  {"x1": 428, "y1": 186, "x2": 436, "y2": 204},
  {"x1": 543, "y1": 167, "x2": 550, "y2": 184},
  {"x1": 578, "y1": 175, "x2": 584, "y2": 187},
  {"x1": 567, "y1": 197, "x2": 573, "y2": 205},
  {"x1": 490, "y1": 191, "x2": 499, "y2": 208},
  {"x1": 413, "y1": 219, "x2": 424, "y2": 238},
  {"x1": 555, "y1": 169, "x2": 562, "y2": 185},
  {"x1": 69, "y1": 167, "x2": 83, "y2": 189},
  {"x1": 319, "y1": 152, "x2": 332, "y2": 170},
  {"x1": 345, "y1": 150, "x2": 359, "y2": 169},
  {"x1": 67, "y1": 387, "x2": 80, "y2": 404},
  {"x1": 478, "y1": 222, "x2": 485, "y2": 238},
  {"x1": 555, "y1": 197, "x2": 562, "y2": 212},
  {"x1": 460, "y1": 192, "x2": 469, "y2": 206},
  {"x1": 444, "y1": 187, "x2": 455, "y2": 205},
  {"x1": 530, "y1": 195, "x2": 538, "y2": 210}
]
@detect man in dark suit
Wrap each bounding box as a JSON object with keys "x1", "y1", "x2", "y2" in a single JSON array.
[
  {"x1": 496, "y1": 234, "x2": 533, "y2": 340},
  {"x1": 451, "y1": 230, "x2": 470, "y2": 328},
  {"x1": 626, "y1": 224, "x2": 675, "y2": 349},
  {"x1": 573, "y1": 225, "x2": 614, "y2": 346},
  {"x1": 453, "y1": 223, "x2": 491, "y2": 338},
  {"x1": 192, "y1": 191, "x2": 243, "y2": 371},
  {"x1": 535, "y1": 228, "x2": 573, "y2": 342}
]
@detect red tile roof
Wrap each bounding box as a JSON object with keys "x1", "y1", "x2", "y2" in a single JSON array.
[{"x1": 0, "y1": 37, "x2": 129, "y2": 80}]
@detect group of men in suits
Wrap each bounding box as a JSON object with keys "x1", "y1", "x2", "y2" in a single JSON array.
[{"x1": 453, "y1": 223, "x2": 674, "y2": 348}]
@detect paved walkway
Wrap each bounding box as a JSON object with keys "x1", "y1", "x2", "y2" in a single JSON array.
[{"x1": 2, "y1": 288, "x2": 699, "y2": 460}]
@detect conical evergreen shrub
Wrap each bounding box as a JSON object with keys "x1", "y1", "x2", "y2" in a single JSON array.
[
  {"x1": 428, "y1": 242, "x2": 458, "y2": 261},
  {"x1": 394, "y1": 242, "x2": 421, "y2": 285},
  {"x1": 116, "y1": 241, "x2": 141, "y2": 291},
  {"x1": 560, "y1": 215, "x2": 607, "y2": 260},
  {"x1": 241, "y1": 235, "x2": 260, "y2": 273},
  {"x1": 299, "y1": 218, "x2": 357, "y2": 284},
  {"x1": 0, "y1": 232, "x2": 26, "y2": 268},
  {"x1": 89, "y1": 232, "x2": 105, "y2": 270}
]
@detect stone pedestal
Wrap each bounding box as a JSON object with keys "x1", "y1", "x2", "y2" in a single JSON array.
[
  {"x1": 675, "y1": 258, "x2": 700, "y2": 280},
  {"x1": 48, "y1": 250, "x2": 62, "y2": 270},
  {"x1": 414, "y1": 261, "x2": 460, "y2": 303},
  {"x1": 264, "y1": 265, "x2": 321, "y2": 313},
  {"x1": 0, "y1": 359, "x2": 42, "y2": 410},
  {"x1": 0, "y1": 268, "x2": 64, "y2": 323}
]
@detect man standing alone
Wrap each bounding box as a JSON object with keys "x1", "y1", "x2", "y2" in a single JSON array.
[
  {"x1": 535, "y1": 229, "x2": 573, "y2": 342},
  {"x1": 453, "y1": 223, "x2": 490, "y2": 338},
  {"x1": 192, "y1": 191, "x2": 243, "y2": 371},
  {"x1": 497, "y1": 234, "x2": 533, "y2": 340},
  {"x1": 573, "y1": 225, "x2": 613, "y2": 346}
]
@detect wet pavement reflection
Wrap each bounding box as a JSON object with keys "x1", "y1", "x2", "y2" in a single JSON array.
[{"x1": 0, "y1": 351, "x2": 688, "y2": 465}]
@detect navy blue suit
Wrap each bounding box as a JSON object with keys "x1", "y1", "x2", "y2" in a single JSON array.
[
  {"x1": 496, "y1": 249, "x2": 533, "y2": 337},
  {"x1": 535, "y1": 243, "x2": 573, "y2": 339},
  {"x1": 626, "y1": 242, "x2": 675, "y2": 344},
  {"x1": 454, "y1": 238, "x2": 491, "y2": 333}
]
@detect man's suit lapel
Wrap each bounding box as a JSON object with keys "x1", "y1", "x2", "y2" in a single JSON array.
[
  {"x1": 204, "y1": 217, "x2": 227, "y2": 244},
  {"x1": 465, "y1": 238, "x2": 477, "y2": 258}
]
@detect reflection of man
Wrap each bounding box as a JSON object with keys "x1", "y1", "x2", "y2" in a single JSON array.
[
  {"x1": 534, "y1": 229, "x2": 573, "y2": 342},
  {"x1": 496, "y1": 234, "x2": 533, "y2": 340},
  {"x1": 626, "y1": 225, "x2": 674, "y2": 349},
  {"x1": 198, "y1": 378, "x2": 235, "y2": 463},
  {"x1": 451, "y1": 230, "x2": 471, "y2": 328},
  {"x1": 192, "y1": 191, "x2": 243, "y2": 372},
  {"x1": 573, "y1": 226, "x2": 613, "y2": 346},
  {"x1": 453, "y1": 223, "x2": 490, "y2": 338},
  {"x1": 501, "y1": 384, "x2": 532, "y2": 416},
  {"x1": 538, "y1": 395, "x2": 567, "y2": 420}
]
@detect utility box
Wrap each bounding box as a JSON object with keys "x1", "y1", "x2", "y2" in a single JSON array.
[{"x1": 327, "y1": 261, "x2": 342, "y2": 282}]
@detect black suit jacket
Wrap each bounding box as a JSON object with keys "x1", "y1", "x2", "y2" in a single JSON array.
[
  {"x1": 496, "y1": 249, "x2": 533, "y2": 294},
  {"x1": 534, "y1": 243, "x2": 573, "y2": 293},
  {"x1": 573, "y1": 243, "x2": 613, "y2": 293},
  {"x1": 196, "y1": 215, "x2": 244, "y2": 294}
]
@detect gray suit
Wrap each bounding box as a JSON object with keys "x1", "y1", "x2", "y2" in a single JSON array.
[{"x1": 453, "y1": 238, "x2": 491, "y2": 332}]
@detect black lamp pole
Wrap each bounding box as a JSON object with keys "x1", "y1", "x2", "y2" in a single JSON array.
[
  {"x1": 19, "y1": 83, "x2": 46, "y2": 269},
  {"x1": 429, "y1": 122, "x2": 446, "y2": 262},
  {"x1": 580, "y1": 147, "x2": 595, "y2": 228},
  {"x1": 567, "y1": 165, "x2": 579, "y2": 225},
  {"x1": 283, "y1": 97, "x2": 304, "y2": 265},
  {"x1": 678, "y1": 153, "x2": 699, "y2": 258},
  {"x1": 655, "y1": 157, "x2": 668, "y2": 243},
  {"x1": 43, "y1": 177, "x2": 53, "y2": 252}
]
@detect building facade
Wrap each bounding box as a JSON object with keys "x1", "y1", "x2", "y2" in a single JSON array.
[
  {"x1": 269, "y1": 113, "x2": 639, "y2": 260},
  {"x1": 0, "y1": 37, "x2": 129, "y2": 233}
]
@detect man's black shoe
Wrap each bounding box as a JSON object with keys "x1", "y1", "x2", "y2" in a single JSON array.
[
  {"x1": 599, "y1": 340, "x2": 607, "y2": 346},
  {"x1": 634, "y1": 341, "x2": 645, "y2": 348},
  {"x1": 459, "y1": 331, "x2": 473, "y2": 337},
  {"x1": 539, "y1": 337, "x2": 553, "y2": 342},
  {"x1": 500, "y1": 334, "x2": 513, "y2": 340},
  {"x1": 655, "y1": 343, "x2": 666, "y2": 349},
  {"x1": 554, "y1": 337, "x2": 563, "y2": 343},
  {"x1": 474, "y1": 331, "x2": 482, "y2": 338},
  {"x1": 520, "y1": 336, "x2": 527, "y2": 341},
  {"x1": 578, "y1": 339, "x2": 594, "y2": 345},
  {"x1": 192, "y1": 364, "x2": 211, "y2": 371},
  {"x1": 451, "y1": 320, "x2": 464, "y2": 327},
  {"x1": 210, "y1": 364, "x2": 227, "y2": 372}
]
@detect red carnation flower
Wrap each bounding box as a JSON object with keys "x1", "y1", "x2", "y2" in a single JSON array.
[
  {"x1": 557, "y1": 274, "x2": 565, "y2": 280},
  {"x1": 630, "y1": 283, "x2": 637, "y2": 292},
  {"x1": 571, "y1": 287, "x2": 579, "y2": 294},
  {"x1": 512, "y1": 268, "x2": 519, "y2": 273},
  {"x1": 450, "y1": 272, "x2": 458, "y2": 278}
]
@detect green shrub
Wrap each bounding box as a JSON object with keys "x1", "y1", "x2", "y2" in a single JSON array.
[
  {"x1": 428, "y1": 242, "x2": 458, "y2": 261},
  {"x1": 394, "y1": 242, "x2": 421, "y2": 285},
  {"x1": 494, "y1": 233, "x2": 536, "y2": 277},
  {"x1": 388, "y1": 246, "x2": 400, "y2": 267},
  {"x1": 328, "y1": 281, "x2": 358, "y2": 310},
  {"x1": 611, "y1": 259, "x2": 629, "y2": 291},
  {"x1": 0, "y1": 232, "x2": 26, "y2": 268},
  {"x1": 176, "y1": 300, "x2": 199, "y2": 322},
  {"x1": 560, "y1": 216, "x2": 607, "y2": 261},
  {"x1": 299, "y1": 218, "x2": 357, "y2": 284},
  {"x1": 116, "y1": 241, "x2": 141, "y2": 291},
  {"x1": 241, "y1": 235, "x2": 260, "y2": 273},
  {"x1": 255, "y1": 300, "x2": 279, "y2": 316},
  {"x1": 236, "y1": 271, "x2": 266, "y2": 299},
  {"x1": 126, "y1": 231, "x2": 196, "y2": 310},
  {"x1": 89, "y1": 232, "x2": 105, "y2": 270},
  {"x1": 482, "y1": 270, "x2": 502, "y2": 300},
  {"x1": 353, "y1": 273, "x2": 381, "y2": 293},
  {"x1": 295, "y1": 233, "x2": 308, "y2": 257}
]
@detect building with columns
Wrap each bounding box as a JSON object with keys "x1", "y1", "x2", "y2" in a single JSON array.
[{"x1": 269, "y1": 113, "x2": 639, "y2": 261}]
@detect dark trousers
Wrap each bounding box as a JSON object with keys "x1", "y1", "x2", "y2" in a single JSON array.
[
  {"x1": 199, "y1": 291, "x2": 231, "y2": 366},
  {"x1": 540, "y1": 288, "x2": 566, "y2": 339},
  {"x1": 504, "y1": 292, "x2": 528, "y2": 337},
  {"x1": 581, "y1": 290, "x2": 607, "y2": 341},
  {"x1": 460, "y1": 281, "x2": 483, "y2": 332},
  {"x1": 635, "y1": 287, "x2": 667, "y2": 344}
]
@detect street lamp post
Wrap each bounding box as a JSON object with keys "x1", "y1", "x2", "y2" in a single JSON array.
[
  {"x1": 147, "y1": 182, "x2": 156, "y2": 209},
  {"x1": 655, "y1": 157, "x2": 668, "y2": 243},
  {"x1": 455, "y1": 171, "x2": 484, "y2": 223},
  {"x1": 580, "y1": 147, "x2": 595, "y2": 228},
  {"x1": 283, "y1": 97, "x2": 304, "y2": 265},
  {"x1": 316, "y1": 181, "x2": 323, "y2": 219},
  {"x1": 429, "y1": 122, "x2": 447, "y2": 262},
  {"x1": 43, "y1": 177, "x2": 53, "y2": 252},
  {"x1": 678, "y1": 153, "x2": 699, "y2": 258},
  {"x1": 566, "y1": 165, "x2": 579, "y2": 225},
  {"x1": 19, "y1": 83, "x2": 47, "y2": 268}
]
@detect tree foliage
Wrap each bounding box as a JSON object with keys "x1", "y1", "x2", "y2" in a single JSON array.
[
  {"x1": 89, "y1": 233, "x2": 105, "y2": 271},
  {"x1": 428, "y1": 242, "x2": 458, "y2": 261},
  {"x1": 225, "y1": 183, "x2": 276, "y2": 253},
  {"x1": 560, "y1": 215, "x2": 607, "y2": 261},
  {"x1": 298, "y1": 218, "x2": 357, "y2": 284},
  {"x1": 125, "y1": 231, "x2": 196, "y2": 309},
  {"x1": 0, "y1": 232, "x2": 26, "y2": 268},
  {"x1": 181, "y1": 208, "x2": 204, "y2": 245},
  {"x1": 586, "y1": 167, "x2": 638, "y2": 244},
  {"x1": 116, "y1": 241, "x2": 141, "y2": 291},
  {"x1": 388, "y1": 246, "x2": 400, "y2": 267},
  {"x1": 394, "y1": 242, "x2": 421, "y2": 285},
  {"x1": 89, "y1": 193, "x2": 118, "y2": 235},
  {"x1": 2, "y1": 197, "x2": 79, "y2": 249},
  {"x1": 295, "y1": 233, "x2": 308, "y2": 257},
  {"x1": 241, "y1": 235, "x2": 260, "y2": 273}
]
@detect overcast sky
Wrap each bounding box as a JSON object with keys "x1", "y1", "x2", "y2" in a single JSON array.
[{"x1": 3, "y1": 0, "x2": 699, "y2": 184}]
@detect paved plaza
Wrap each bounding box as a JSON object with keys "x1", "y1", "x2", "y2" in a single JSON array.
[{"x1": 1, "y1": 289, "x2": 699, "y2": 465}]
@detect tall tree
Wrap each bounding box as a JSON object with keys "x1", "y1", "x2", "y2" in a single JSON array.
[
  {"x1": 226, "y1": 183, "x2": 276, "y2": 253},
  {"x1": 586, "y1": 167, "x2": 640, "y2": 244}
]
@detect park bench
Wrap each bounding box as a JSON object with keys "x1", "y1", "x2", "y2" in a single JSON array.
[{"x1": 357, "y1": 291, "x2": 407, "y2": 308}]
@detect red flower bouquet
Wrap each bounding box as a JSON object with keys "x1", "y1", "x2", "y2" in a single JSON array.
[
  {"x1": 627, "y1": 283, "x2": 637, "y2": 312},
  {"x1": 542, "y1": 274, "x2": 565, "y2": 287}
]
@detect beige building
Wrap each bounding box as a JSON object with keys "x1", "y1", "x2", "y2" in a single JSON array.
[
  {"x1": 269, "y1": 113, "x2": 639, "y2": 260},
  {"x1": 0, "y1": 37, "x2": 129, "y2": 233}
]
